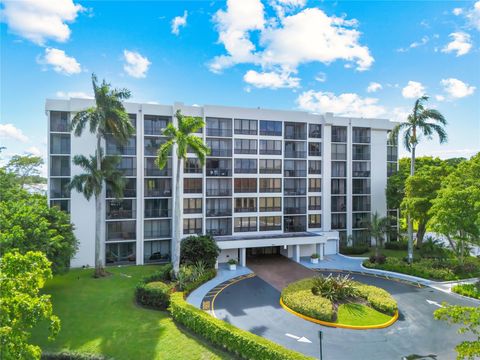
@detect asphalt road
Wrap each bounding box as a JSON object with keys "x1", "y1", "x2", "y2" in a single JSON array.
[{"x1": 213, "y1": 270, "x2": 478, "y2": 360}]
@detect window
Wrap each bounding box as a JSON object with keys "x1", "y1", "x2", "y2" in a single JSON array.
[
  {"x1": 259, "y1": 178, "x2": 281, "y2": 193},
  {"x1": 352, "y1": 161, "x2": 370, "y2": 177},
  {"x1": 234, "y1": 217, "x2": 257, "y2": 232},
  {"x1": 144, "y1": 240, "x2": 170, "y2": 263},
  {"x1": 308, "y1": 196, "x2": 321, "y2": 210},
  {"x1": 234, "y1": 119, "x2": 257, "y2": 135},
  {"x1": 116, "y1": 157, "x2": 136, "y2": 176},
  {"x1": 332, "y1": 126, "x2": 347, "y2": 142},
  {"x1": 50, "y1": 156, "x2": 70, "y2": 176},
  {"x1": 145, "y1": 199, "x2": 171, "y2": 218},
  {"x1": 144, "y1": 219, "x2": 171, "y2": 239},
  {"x1": 50, "y1": 134, "x2": 70, "y2": 154},
  {"x1": 50, "y1": 200, "x2": 70, "y2": 213},
  {"x1": 145, "y1": 178, "x2": 172, "y2": 197},
  {"x1": 234, "y1": 178, "x2": 257, "y2": 193},
  {"x1": 331, "y1": 144, "x2": 347, "y2": 160},
  {"x1": 50, "y1": 178, "x2": 70, "y2": 198},
  {"x1": 353, "y1": 179, "x2": 370, "y2": 194},
  {"x1": 183, "y1": 218, "x2": 202, "y2": 235},
  {"x1": 206, "y1": 117, "x2": 232, "y2": 137},
  {"x1": 106, "y1": 135, "x2": 136, "y2": 156},
  {"x1": 206, "y1": 178, "x2": 231, "y2": 196},
  {"x1": 259, "y1": 140, "x2": 282, "y2": 155},
  {"x1": 259, "y1": 120, "x2": 282, "y2": 136},
  {"x1": 259, "y1": 216, "x2": 281, "y2": 231},
  {"x1": 284, "y1": 160, "x2": 307, "y2": 177},
  {"x1": 353, "y1": 196, "x2": 371, "y2": 211},
  {"x1": 106, "y1": 199, "x2": 135, "y2": 219},
  {"x1": 284, "y1": 178, "x2": 306, "y2": 195},
  {"x1": 284, "y1": 215, "x2": 306, "y2": 232},
  {"x1": 184, "y1": 158, "x2": 202, "y2": 174},
  {"x1": 309, "y1": 214, "x2": 321, "y2": 228},
  {"x1": 387, "y1": 146, "x2": 398, "y2": 162},
  {"x1": 184, "y1": 198, "x2": 202, "y2": 214},
  {"x1": 234, "y1": 159, "x2": 257, "y2": 174},
  {"x1": 50, "y1": 111, "x2": 69, "y2": 132},
  {"x1": 309, "y1": 124, "x2": 322, "y2": 138},
  {"x1": 259, "y1": 159, "x2": 281, "y2": 174},
  {"x1": 184, "y1": 178, "x2": 202, "y2": 193},
  {"x1": 144, "y1": 137, "x2": 166, "y2": 156},
  {"x1": 259, "y1": 197, "x2": 281, "y2": 212},
  {"x1": 285, "y1": 141, "x2": 306, "y2": 158},
  {"x1": 106, "y1": 242, "x2": 136, "y2": 265},
  {"x1": 331, "y1": 179, "x2": 346, "y2": 194},
  {"x1": 206, "y1": 218, "x2": 232, "y2": 236},
  {"x1": 235, "y1": 198, "x2": 257, "y2": 212},
  {"x1": 206, "y1": 138, "x2": 232, "y2": 157},
  {"x1": 206, "y1": 198, "x2": 232, "y2": 217},
  {"x1": 353, "y1": 127, "x2": 370, "y2": 143},
  {"x1": 308, "y1": 142, "x2": 321, "y2": 156},
  {"x1": 234, "y1": 139, "x2": 257, "y2": 154},
  {"x1": 106, "y1": 178, "x2": 136, "y2": 198},
  {"x1": 107, "y1": 221, "x2": 136, "y2": 241},
  {"x1": 352, "y1": 145, "x2": 370, "y2": 160},
  {"x1": 352, "y1": 230, "x2": 370, "y2": 246},
  {"x1": 331, "y1": 196, "x2": 346, "y2": 212},
  {"x1": 331, "y1": 161, "x2": 346, "y2": 177},
  {"x1": 145, "y1": 158, "x2": 171, "y2": 176},
  {"x1": 206, "y1": 158, "x2": 232, "y2": 176},
  {"x1": 308, "y1": 160, "x2": 321, "y2": 174},
  {"x1": 309, "y1": 178, "x2": 321, "y2": 192},
  {"x1": 387, "y1": 162, "x2": 397, "y2": 177},
  {"x1": 284, "y1": 197, "x2": 306, "y2": 214},
  {"x1": 353, "y1": 212, "x2": 370, "y2": 228},
  {"x1": 284, "y1": 122, "x2": 307, "y2": 140},
  {"x1": 144, "y1": 115, "x2": 170, "y2": 135},
  {"x1": 331, "y1": 214, "x2": 346, "y2": 229}
]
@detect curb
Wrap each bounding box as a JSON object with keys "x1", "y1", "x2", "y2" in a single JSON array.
[{"x1": 279, "y1": 297, "x2": 399, "y2": 330}]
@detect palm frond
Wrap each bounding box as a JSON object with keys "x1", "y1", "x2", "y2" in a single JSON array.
[
  {"x1": 427, "y1": 123, "x2": 448, "y2": 144},
  {"x1": 72, "y1": 154, "x2": 93, "y2": 171},
  {"x1": 186, "y1": 135, "x2": 210, "y2": 166},
  {"x1": 162, "y1": 123, "x2": 178, "y2": 139},
  {"x1": 179, "y1": 114, "x2": 205, "y2": 135},
  {"x1": 156, "y1": 140, "x2": 174, "y2": 169},
  {"x1": 419, "y1": 109, "x2": 447, "y2": 126}
]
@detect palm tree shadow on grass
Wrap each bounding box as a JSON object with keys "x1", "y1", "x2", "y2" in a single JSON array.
[{"x1": 340, "y1": 302, "x2": 368, "y2": 318}]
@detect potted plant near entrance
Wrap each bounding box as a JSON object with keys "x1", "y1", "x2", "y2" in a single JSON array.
[
  {"x1": 310, "y1": 253, "x2": 320, "y2": 264},
  {"x1": 228, "y1": 258, "x2": 237, "y2": 271}
]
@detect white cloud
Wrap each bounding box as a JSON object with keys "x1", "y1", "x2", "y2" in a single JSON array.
[
  {"x1": 453, "y1": 8, "x2": 463, "y2": 16},
  {"x1": 389, "y1": 107, "x2": 410, "y2": 123},
  {"x1": 402, "y1": 81, "x2": 426, "y2": 99},
  {"x1": 366, "y1": 82, "x2": 382, "y2": 93},
  {"x1": 397, "y1": 36, "x2": 429, "y2": 52},
  {"x1": 0, "y1": 124, "x2": 29, "y2": 142},
  {"x1": 25, "y1": 146, "x2": 43, "y2": 157},
  {"x1": 0, "y1": 0, "x2": 85, "y2": 45},
  {"x1": 315, "y1": 72, "x2": 327, "y2": 82},
  {"x1": 466, "y1": 1, "x2": 480, "y2": 31},
  {"x1": 38, "y1": 47, "x2": 81, "y2": 75},
  {"x1": 56, "y1": 91, "x2": 92, "y2": 99},
  {"x1": 123, "y1": 50, "x2": 151, "y2": 78},
  {"x1": 270, "y1": 0, "x2": 307, "y2": 17},
  {"x1": 441, "y1": 32, "x2": 472, "y2": 56},
  {"x1": 171, "y1": 11, "x2": 188, "y2": 35},
  {"x1": 243, "y1": 69, "x2": 300, "y2": 89},
  {"x1": 297, "y1": 91, "x2": 386, "y2": 118},
  {"x1": 435, "y1": 94, "x2": 445, "y2": 102},
  {"x1": 440, "y1": 78, "x2": 476, "y2": 98},
  {"x1": 430, "y1": 148, "x2": 479, "y2": 159}
]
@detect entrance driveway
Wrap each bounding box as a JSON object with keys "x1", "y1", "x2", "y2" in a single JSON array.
[{"x1": 247, "y1": 255, "x2": 314, "y2": 291}]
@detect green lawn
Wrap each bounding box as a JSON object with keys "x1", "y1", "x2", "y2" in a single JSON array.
[
  {"x1": 336, "y1": 303, "x2": 392, "y2": 326},
  {"x1": 31, "y1": 265, "x2": 229, "y2": 360}
]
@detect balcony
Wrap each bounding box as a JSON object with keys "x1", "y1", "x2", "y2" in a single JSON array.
[
  {"x1": 206, "y1": 188, "x2": 231, "y2": 197},
  {"x1": 234, "y1": 226, "x2": 257, "y2": 232},
  {"x1": 284, "y1": 170, "x2": 306, "y2": 177},
  {"x1": 235, "y1": 207, "x2": 256, "y2": 213},
  {"x1": 206, "y1": 208, "x2": 232, "y2": 217},
  {"x1": 309, "y1": 205, "x2": 322, "y2": 211},
  {"x1": 284, "y1": 207, "x2": 306, "y2": 215},
  {"x1": 353, "y1": 136, "x2": 371, "y2": 143},
  {"x1": 285, "y1": 150, "x2": 306, "y2": 159},
  {"x1": 207, "y1": 168, "x2": 232, "y2": 176},
  {"x1": 106, "y1": 209, "x2": 135, "y2": 220},
  {"x1": 206, "y1": 128, "x2": 232, "y2": 137},
  {"x1": 209, "y1": 149, "x2": 232, "y2": 157},
  {"x1": 353, "y1": 171, "x2": 370, "y2": 178}
]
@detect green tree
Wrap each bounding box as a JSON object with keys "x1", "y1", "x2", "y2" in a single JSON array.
[
  {"x1": 390, "y1": 96, "x2": 447, "y2": 263},
  {"x1": 4, "y1": 155, "x2": 46, "y2": 189},
  {"x1": 364, "y1": 212, "x2": 389, "y2": 257},
  {"x1": 0, "y1": 171, "x2": 77, "y2": 274},
  {"x1": 0, "y1": 251, "x2": 60, "y2": 360},
  {"x1": 434, "y1": 304, "x2": 480, "y2": 359},
  {"x1": 69, "y1": 74, "x2": 134, "y2": 277},
  {"x1": 156, "y1": 110, "x2": 210, "y2": 275},
  {"x1": 68, "y1": 152, "x2": 125, "y2": 276},
  {"x1": 180, "y1": 235, "x2": 220, "y2": 269},
  {"x1": 429, "y1": 153, "x2": 480, "y2": 266}
]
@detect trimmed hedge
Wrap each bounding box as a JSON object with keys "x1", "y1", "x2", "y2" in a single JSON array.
[
  {"x1": 42, "y1": 352, "x2": 110, "y2": 360},
  {"x1": 354, "y1": 283, "x2": 398, "y2": 315},
  {"x1": 136, "y1": 281, "x2": 172, "y2": 310},
  {"x1": 452, "y1": 283, "x2": 480, "y2": 300},
  {"x1": 182, "y1": 268, "x2": 217, "y2": 296},
  {"x1": 339, "y1": 246, "x2": 369, "y2": 255},
  {"x1": 169, "y1": 292, "x2": 313, "y2": 360}
]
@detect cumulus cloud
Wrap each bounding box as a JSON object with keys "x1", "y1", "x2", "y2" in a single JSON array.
[
  {"x1": 297, "y1": 91, "x2": 386, "y2": 118},
  {"x1": 402, "y1": 81, "x2": 426, "y2": 99},
  {"x1": 25, "y1": 146, "x2": 43, "y2": 157},
  {"x1": 440, "y1": 78, "x2": 476, "y2": 98},
  {"x1": 171, "y1": 11, "x2": 188, "y2": 35},
  {"x1": 453, "y1": 8, "x2": 463, "y2": 16},
  {"x1": 56, "y1": 91, "x2": 93, "y2": 99},
  {"x1": 243, "y1": 69, "x2": 300, "y2": 88},
  {"x1": 123, "y1": 50, "x2": 151, "y2": 78},
  {"x1": 314, "y1": 72, "x2": 327, "y2": 82},
  {"x1": 397, "y1": 36, "x2": 429, "y2": 52},
  {"x1": 0, "y1": 123, "x2": 29, "y2": 142},
  {"x1": 442, "y1": 32, "x2": 472, "y2": 56},
  {"x1": 435, "y1": 94, "x2": 445, "y2": 102},
  {"x1": 0, "y1": 0, "x2": 85, "y2": 45},
  {"x1": 466, "y1": 1, "x2": 480, "y2": 31},
  {"x1": 38, "y1": 47, "x2": 82, "y2": 75},
  {"x1": 366, "y1": 82, "x2": 382, "y2": 93}
]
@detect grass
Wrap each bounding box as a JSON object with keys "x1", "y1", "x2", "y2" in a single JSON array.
[
  {"x1": 31, "y1": 265, "x2": 229, "y2": 360},
  {"x1": 336, "y1": 303, "x2": 392, "y2": 326}
]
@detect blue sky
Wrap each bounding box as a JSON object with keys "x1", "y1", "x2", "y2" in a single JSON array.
[{"x1": 1, "y1": 0, "x2": 479, "y2": 171}]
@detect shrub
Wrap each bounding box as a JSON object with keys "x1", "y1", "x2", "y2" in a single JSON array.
[
  {"x1": 181, "y1": 235, "x2": 220, "y2": 268},
  {"x1": 177, "y1": 261, "x2": 217, "y2": 293},
  {"x1": 281, "y1": 278, "x2": 334, "y2": 321},
  {"x1": 42, "y1": 352, "x2": 110, "y2": 360},
  {"x1": 169, "y1": 293, "x2": 313, "y2": 360},
  {"x1": 311, "y1": 274, "x2": 358, "y2": 302},
  {"x1": 354, "y1": 283, "x2": 398, "y2": 315},
  {"x1": 135, "y1": 281, "x2": 172, "y2": 310},
  {"x1": 385, "y1": 241, "x2": 408, "y2": 250},
  {"x1": 419, "y1": 237, "x2": 448, "y2": 260},
  {"x1": 142, "y1": 264, "x2": 172, "y2": 284},
  {"x1": 340, "y1": 245, "x2": 369, "y2": 255},
  {"x1": 227, "y1": 258, "x2": 237, "y2": 265},
  {"x1": 182, "y1": 268, "x2": 217, "y2": 296},
  {"x1": 369, "y1": 254, "x2": 386, "y2": 264},
  {"x1": 452, "y1": 283, "x2": 480, "y2": 300}
]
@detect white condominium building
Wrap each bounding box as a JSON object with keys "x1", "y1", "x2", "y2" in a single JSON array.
[{"x1": 46, "y1": 99, "x2": 398, "y2": 268}]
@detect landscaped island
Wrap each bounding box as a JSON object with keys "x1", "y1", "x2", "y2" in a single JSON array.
[{"x1": 280, "y1": 275, "x2": 398, "y2": 329}]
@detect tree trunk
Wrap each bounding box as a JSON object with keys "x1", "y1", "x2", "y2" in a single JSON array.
[
  {"x1": 172, "y1": 155, "x2": 183, "y2": 276},
  {"x1": 416, "y1": 221, "x2": 427, "y2": 248},
  {"x1": 94, "y1": 135, "x2": 105, "y2": 277},
  {"x1": 407, "y1": 144, "x2": 416, "y2": 264}
]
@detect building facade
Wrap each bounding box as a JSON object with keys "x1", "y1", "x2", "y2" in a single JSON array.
[{"x1": 46, "y1": 99, "x2": 397, "y2": 268}]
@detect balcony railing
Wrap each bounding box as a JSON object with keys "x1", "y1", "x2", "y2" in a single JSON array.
[
  {"x1": 353, "y1": 136, "x2": 371, "y2": 143},
  {"x1": 285, "y1": 151, "x2": 306, "y2": 159},
  {"x1": 309, "y1": 205, "x2": 322, "y2": 210},
  {"x1": 284, "y1": 189, "x2": 306, "y2": 195},
  {"x1": 106, "y1": 209, "x2": 135, "y2": 220},
  {"x1": 184, "y1": 187, "x2": 202, "y2": 194},
  {"x1": 206, "y1": 228, "x2": 232, "y2": 236},
  {"x1": 50, "y1": 122, "x2": 70, "y2": 132},
  {"x1": 309, "y1": 222, "x2": 322, "y2": 228},
  {"x1": 107, "y1": 231, "x2": 136, "y2": 241},
  {"x1": 207, "y1": 168, "x2": 232, "y2": 176},
  {"x1": 235, "y1": 168, "x2": 257, "y2": 174},
  {"x1": 183, "y1": 228, "x2": 202, "y2": 235},
  {"x1": 259, "y1": 130, "x2": 282, "y2": 136},
  {"x1": 285, "y1": 132, "x2": 306, "y2": 140},
  {"x1": 259, "y1": 206, "x2": 281, "y2": 212},
  {"x1": 235, "y1": 187, "x2": 257, "y2": 193},
  {"x1": 309, "y1": 168, "x2": 321, "y2": 175},
  {"x1": 206, "y1": 209, "x2": 232, "y2": 217},
  {"x1": 206, "y1": 128, "x2": 232, "y2": 137},
  {"x1": 260, "y1": 225, "x2": 281, "y2": 231},
  {"x1": 234, "y1": 226, "x2": 257, "y2": 232},
  {"x1": 209, "y1": 149, "x2": 232, "y2": 157},
  {"x1": 144, "y1": 231, "x2": 171, "y2": 239},
  {"x1": 353, "y1": 153, "x2": 370, "y2": 161},
  {"x1": 235, "y1": 207, "x2": 256, "y2": 213},
  {"x1": 259, "y1": 149, "x2": 282, "y2": 155},
  {"x1": 284, "y1": 224, "x2": 306, "y2": 232},
  {"x1": 235, "y1": 149, "x2": 257, "y2": 155},
  {"x1": 260, "y1": 168, "x2": 282, "y2": 174},
  {"x1": 284, "y1": 207, "x2": 306, "y2": 215},
  {"x1": 145, "y1": 188, "x2": 172, "y2": 197},
  {"x1": 206, "y1": 189, "x2": 232, "y2": 196},
  {"x1": 308, "y1": 150, "x2": 321, "y2": 157},
  {"x1": 144, "y1": 209, "x2": 172, "y2": 218},
  {"x1": 284, "y1": 170, "x2": 307, "y2": 177},
  {"x1": 259, "y1": 187, "x2": 281, "y2": 193},
  {"x1": 309, "y1": 187, "x2": 322, "y2": 193},
  {"x1": 353, "y1": 171, "x2": 370, "y2": 177},
  {"x1": 184, "y1": 208, "x2": 202, "y2": 214},
  {"x1": 234, "y1": 129, "x2": 257, "y2": 135}
]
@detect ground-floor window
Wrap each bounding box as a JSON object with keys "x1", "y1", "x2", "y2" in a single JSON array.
[
  {"x1": 144, "y1": 240, "x2": 170, "y2": 263},
  {"x1": 106, "y1": 242, "x2": 136, "y2": 265}
]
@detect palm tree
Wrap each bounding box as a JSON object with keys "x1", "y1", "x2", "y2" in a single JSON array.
[
  {"x1": 68, "y1": 152, "x2": 125, "y2": 276},
  {"x1": 364, "y1": 212, "x2": 389, "y2": 258},
  {"x1": 390, "y1": 95, "x2": 447, "y2": 263},
  {"x1": 70, "y1": 74, "x2": 134, "y2": 277},
  {"x1": 156, "y1": 110, "x2": 210, "y2": 276}
]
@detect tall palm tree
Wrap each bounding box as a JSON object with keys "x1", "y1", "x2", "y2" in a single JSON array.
[
  {"x1": 390, "y1": 95, "x2": 447, "y2": 263},
  {"x1": 364, "y1": 212, "x2": 389, "y2": 258},
  {"x1": 68, "y1": 152, "x2": 125, "y2": 276},
  {"x1": 70, "y1": 74, "x2": 134, "y2": 277},
  {"x1": 156, "y1": 110, "x2": 210, "y2": 276}
]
